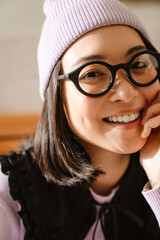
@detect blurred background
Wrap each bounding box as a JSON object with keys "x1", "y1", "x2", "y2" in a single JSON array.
[
  {"x1": 0, "y1": 0, "x2": 44, "y2": 115},
  {"x1": 0, "y1": 0, "x2": 160, "y2": 115}
]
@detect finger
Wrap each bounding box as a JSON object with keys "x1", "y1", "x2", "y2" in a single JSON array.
[
  {"x1": 152, "y1": 90, "x2": 160, "y2": 104},
  {"x1": 141, "y1": 126, "x2": 151, "y2": 138},
  {"x1": 141, "y1": 103, "x2": 160, "y2": 125},
  {"x1": 141, "y1": 115, "x2": 160, "y2": 138}
]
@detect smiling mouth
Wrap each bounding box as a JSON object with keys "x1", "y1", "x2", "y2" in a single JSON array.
[{"x1": 103, "y1": 111, "x2": 142, "y2": 124}]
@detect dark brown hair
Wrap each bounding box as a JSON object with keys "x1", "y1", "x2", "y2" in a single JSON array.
[{"x1": 33, "y1": 60, "x2": 102, "y2": 186}]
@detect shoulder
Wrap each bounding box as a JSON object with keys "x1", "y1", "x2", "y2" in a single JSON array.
[
  {"x1": 0, "y1": 150, "x2": 95, "y2": 238},
  {"x1": 0, "y1": 149, "x2": 90, "y2": 215},
  {"x1": 0, "y1": 162, "x2": 25, "y2": 240},
  {"x1": 0, "y1": 150, "x2": 34, "y2": 239}
]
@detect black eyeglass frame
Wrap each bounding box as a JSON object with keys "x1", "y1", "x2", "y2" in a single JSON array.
[{"x1": 58, "y1": 50, "x2": 160, "y2": 97}]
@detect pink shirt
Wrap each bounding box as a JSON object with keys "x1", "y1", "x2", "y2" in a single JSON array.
[
  {"x1": 0, "y1": 167, "x2": 160, "y2": 240},
  {"x1": 84, "y1": 187, "x2": 119, "y2": 240},
  {"x1": 0, "y1": 167, "x2": 25, "y2": 240}
]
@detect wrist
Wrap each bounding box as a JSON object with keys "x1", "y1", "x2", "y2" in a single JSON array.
[{"x1": 149, "y1": 179, "x2": 160, "y2": 189}]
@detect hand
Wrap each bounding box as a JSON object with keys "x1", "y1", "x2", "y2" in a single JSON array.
[{"x1": 140, "y1": 91, "x2": 160, "y2": 189}]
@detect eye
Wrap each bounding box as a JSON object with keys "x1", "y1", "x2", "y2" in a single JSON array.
[
  {"x1": 78, "y1": 64, "x2": 111, "y2": 85},
  {"x1": 131, "y1": 60, "x2": 148, "y2": 70},
  {"x1": 81, "y1": 71, "x2": 105, "y2": 80}
]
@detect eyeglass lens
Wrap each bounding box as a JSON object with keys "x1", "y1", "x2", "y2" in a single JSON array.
[
  {"x1": 130, "y1": 53, "x2": 158, "y2": 84},
  {"x1": 78, "y1": 53, "x2": 159, "y2": 95}
]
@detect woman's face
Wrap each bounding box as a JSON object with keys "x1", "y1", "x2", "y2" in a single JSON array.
[{"x1": 61, "y1": 26, "x2": 160, "y2": 155}]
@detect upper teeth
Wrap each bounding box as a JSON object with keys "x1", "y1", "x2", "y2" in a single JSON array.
[{"x1": 107, "y1": 111, "x2": 140, "y2": 123}]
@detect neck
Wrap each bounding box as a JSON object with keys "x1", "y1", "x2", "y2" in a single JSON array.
[{"x1": 86, "y1": 146, "x2": 130, "y2": 196}]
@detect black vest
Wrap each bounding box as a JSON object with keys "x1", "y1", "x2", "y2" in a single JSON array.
[{"x1": 0, "y1": 150, "x2": 160, "y2": 240}]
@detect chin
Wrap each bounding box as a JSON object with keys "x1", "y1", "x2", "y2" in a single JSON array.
[{"x1": 117, "y1": 138, "x2": 148, "y2": 154}]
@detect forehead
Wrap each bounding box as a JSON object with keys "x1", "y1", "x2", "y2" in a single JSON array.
[{"x1": 62, "y1": 25, "x2": 145, "y2": 71}]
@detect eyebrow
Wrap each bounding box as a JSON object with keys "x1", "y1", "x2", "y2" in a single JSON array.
[
  {"x1": 71, "y1": 45, "x2": 147, "y2": 69},
  {"x1": 71, "y1": 54, "x2": 106, "y2": 69},
  {"x1": 126, "y1": 45, "x2": 147, "y2": 56}
]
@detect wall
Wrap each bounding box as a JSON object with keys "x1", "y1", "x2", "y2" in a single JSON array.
[
  {"x1": 0, "y1": 0, "x2": 44, "y2": 114},
  {"x1": 0, "y1": 0, "x2": 160, "y2": 115}
]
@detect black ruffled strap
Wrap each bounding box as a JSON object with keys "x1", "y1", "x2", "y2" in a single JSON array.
[
  {"x1": 0, "y1": 150, "x2": 33, "y2": 174},
  {"x1": 0, "y1": 152, "x2": 15, "y2": 175}
]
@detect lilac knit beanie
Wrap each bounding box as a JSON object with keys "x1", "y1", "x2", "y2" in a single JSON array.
[{"x1": 38, "y1": 0, "x2": 150, "y2": 100}]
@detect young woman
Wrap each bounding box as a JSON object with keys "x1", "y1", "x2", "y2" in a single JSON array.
[{"x1": 0, "y1": 0, "x2": 160, "y2": 239}]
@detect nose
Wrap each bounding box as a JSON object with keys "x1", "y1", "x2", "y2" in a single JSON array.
[{"x1": 108, "y1": 69, "x2": 139, "y2": 102}]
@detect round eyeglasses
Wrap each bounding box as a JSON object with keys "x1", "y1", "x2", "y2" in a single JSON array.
[{"x1": 58, "y1": 50, "x2": 160, "y2": 97}]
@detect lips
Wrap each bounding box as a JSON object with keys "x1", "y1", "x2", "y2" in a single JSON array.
[{"x1": 103, "y1": 109, "x2": 143, "y2": 124}]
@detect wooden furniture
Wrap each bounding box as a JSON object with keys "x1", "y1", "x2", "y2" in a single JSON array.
[{"x1": 0, "y1": 114, "x2": 39, "y2": 154}]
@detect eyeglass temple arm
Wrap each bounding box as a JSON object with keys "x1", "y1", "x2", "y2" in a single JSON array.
[{"x1": 58, "y1": 73, "x2": 69, "y2": 80}]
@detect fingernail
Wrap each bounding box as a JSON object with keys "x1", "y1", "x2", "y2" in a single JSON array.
[
  {"x1": 141, "y1": 119, "x2": 145, "y2": 125},
  {"x1": 141, "y1": 128, "x2": 149, "y2": 138}
]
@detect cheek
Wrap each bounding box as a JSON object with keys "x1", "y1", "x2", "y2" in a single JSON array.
[
  {"x1": 141, "y1": 80, "x2": 160, "y2": 104},
  {"x1": 62, "y1": 82, "x2": 101, "y2": 128}
]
